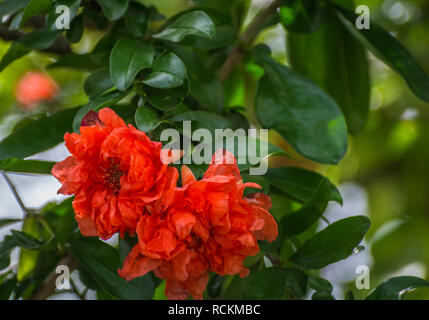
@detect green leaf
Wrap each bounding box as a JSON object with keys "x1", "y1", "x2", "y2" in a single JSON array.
[
  {"x1": 0, "y1": 219, "x2": 21, "y2": 229},
  {"x1": 283, "y1": 267, "x2": 309, "y2": 298},
  {"x1": 335, "y1": 5, "x2": 429, "y2": 103},
  {"x1": 0, "y1": 0, "x2": 29, "y2": 18},
  {"x1": 84, "y1": 69, "x2": 114, "y2": 97},
  {"x1": 0, "y1": 236, "x2": 18, "y2": 270},
  {"x1": 143, "y1": 84, "x2": 189, "y2": 111},
  {"x1": 0, "y1": 108, "x2": 78, "y2": 160},
  {"x1": 41, "y1": 198, "x2": 77, "y2": 244},
  {"x1": 281, "y1": 179, "x2": 332, "y2": 237},
  {"x1": 0, "y1": 28, "x2": 61, "y2": 71},
  {"x1": 366, "y1": 276, "x2": 429, "y2": 300},
  {"x1": 66, "y1": 14, "x2": 84, "y2": 43},
  {"x1": 254, "y1": 45, "x2": 348, "y2": 164},
  {"x1": 0, "y1": 277, "x2": 17, "y2": 300},
  {"x1": 311, "y1": 290, "x2": 335, "y2": 300},
  {"x1": 165, "y1": 44, "x2": 224, "y2": 112},
  {"x1": 288, "y1": 12, "x2": 370, "y2": 134},
  {"x1": 17, "y1": 217, "x2": 40, "y2": 281},
  {"x1": 309, "y1": 276, "x2": 333, "y2": 293},
  {"x1": 207, "y1": 274, "x2": 224, "y2": 299},
  {"x1": 11, "y1": 230, "x2": 52, "y2": 250},
  {"x1": 143, "y1": 52, "x2": 187, "y2": 89},
  {"x1": 8, "y1": 12, "x2": 24, "y2": 30},
  {"x1": 135, "y1": 106, "x2": 162, "y2": 133},
  {"x1": 20, "y1": 0, "x2": 53, "y2": 27},
  {"x1": 173, "y1": 7, "x2": 235, "y2": 49},
  {"x1": 280, "y1": 0, "x2": 325, "y2": 33},
  {"x1": 0, "y1": 159, "x2": 55, "y2": 174},
  {"x1": 291, "y1": 215, "x2": 371, "y2": 269},
  {"x1": 96, "y1": 0, "x2": 130, "y2": 21},
  {"x1": 110, "y1": 38, "x2": 155, "y2": 91},
  {"x1": 124, "y1": 2, "x2": 150, "y2": 37},
  {"x1": 72, "y1": 91, "x2": 127, "y2": 132},
  {"x1": 78, "y1": 266, "x2": 101, "y2": 291},
  {"x1": 48, "y1": 53, "x2": 104, "y2": 72},
  {"x1": 266, "y1": 167, "x2": 342, "y2": 204},
  {"x1": 243, "y1": 267, "x2": 287, "y2": 300},
  {"x1": 69, "y1": 237, "x2": 154, "y2": 300},
  {"x1": 153, "y1": 10, "x2": 215, "y2": 43}
]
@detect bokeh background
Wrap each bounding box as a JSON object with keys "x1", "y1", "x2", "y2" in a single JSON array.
[{"x1": 0, "y1": 0, "x2": 428, "y2": 299}]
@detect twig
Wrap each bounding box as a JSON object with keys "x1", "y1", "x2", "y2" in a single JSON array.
[
  {"x1": 321, "y1": 216, "x2": 330, "y2": 225},
  {"x1": 0, "y1": 25, "x2": 71, "y2": 56},
  {"x1": 29, "y1": 254, "x2": 78, "y2": 300},
  {"x1": 218, "y1": 0, "x2": 283, "y2": 82},
  {"x1": 1, "y1": 171, "x2": 28, "y2": 215}
]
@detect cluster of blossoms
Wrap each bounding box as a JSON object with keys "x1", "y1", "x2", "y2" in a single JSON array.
[{"x1": 52, "y1": 108, "x2": 278, "y2": 300}]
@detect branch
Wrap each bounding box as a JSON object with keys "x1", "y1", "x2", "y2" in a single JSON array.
[
  {"x1": 29, "y1": 254, "x2": 78, "y2": 300},
  {"x1": 1, "y1": 171, "x2": 28, "y2": 215},
  {"x1": 0, "y1": 25, "x2": 72, "y2": 56},
  {"x1": 218, "y1": 0, "x2": 283, "y2": 82}
]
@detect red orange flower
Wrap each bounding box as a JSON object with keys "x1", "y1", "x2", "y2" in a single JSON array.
[
  {"x1": 118, "y1": 150, "x2": 278, "y2": 300},
  {"x1": 15, "y1": 71, "x2": 58, "y2": 108},
  {"x1": 52, "y1": 107, "x2": 177, "y2": 239}
]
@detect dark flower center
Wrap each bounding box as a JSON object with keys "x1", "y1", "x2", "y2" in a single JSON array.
[{"x1": 102, "y1": 158, "x2": 124, "y2": 193}]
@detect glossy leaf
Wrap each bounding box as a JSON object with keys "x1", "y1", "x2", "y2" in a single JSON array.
[
  {"x1": 84, "y1": 69, "x2": 114, "y2": 97},
  {"x1": 335, "y1": 5, "x2": 429, "y2": 103},
  {"x1": 280, "y1": 0, "x2": 325, "y2": 33},
  {"x1": 41, "y1": 198, "x2": 77, "y2": 244},
  {"x1": 17, "y1": 218, "x2": 40, "y2": 281},
  {"x1": 366, "y1": 276, "x2": 429, "y2": 300},
  {"x1": 135, "y1": 106, "x2": 162, "y2": 133},
  {"x1": 0, "y1": 219, "x2": 21, "y2": 229},
  {"x1": 11, "y1": 230, "x2": 51, "y2": 250},
  {"x1": 20, "y1": 0, "x2": 53, "y2": 27},
  {"x1": 0, "y1": 277, "x2": 17, "y2": 300},
  {"x1": 143, "y1": 83, "x2": 189, "y2": 111},
  {"x1": 281, "y1": 179, "x2": 333, "y2": 237},
  {"x1": 254, "y1": 45, "x2": 348, "y2": 164},
  {"x1": 291, "y1": 215, "x2": 371, "y2": 269},
  {"x1": 288, "y1": 12, "x2": 370, "y2": 134},
  {"x1": 153, "y1": 10, "x2": 215, "y2": 43},
  {"x1": 283, "y1": 267, "x2": 308, "y2": 298},
  {"x1": 66, "y1": 14, "x2": 84, "y2": 43},
  {"x1": 143, "y1": 52, "x2": 187, "y2": 89},
  {"x1": 0, "y1": 108, "x2": 78, "y2": 160},
  {"x1": 0, "y1": 159, "x2": 55, "y2": 174},
  {"x1": 69, "y1": 237, "x2": 154, "y2": 300},
  {"x1": 167, "y1": 44, "x2": 223, "y2": 112},
  {"x1": 110, "y1": 38, "x2": 154, "y2": 91},
  {"x1": 0, "y1": 236, "x2": 18, "y2": 270},
  {"x1": 265, "y1": 167, "x2": 342, "y2": 204},
  {"x1": 0, "y1": 0, "x2": 29, "y2": 18},
  {"x1": 124, "y1": 2, "x2": 150, "y2": 37},
  {"x1": 96, "y1": 0, "x2": 130, "y2": 21},
  {"x1": 178, "y1": 7, "x2": 235, "y2": 49},
  {"x1": 309, "y1": 276, "x2": 333, "y2": 293},
  {"x1": 243, "y1": 268, "x2": 287, "y2": 300}
]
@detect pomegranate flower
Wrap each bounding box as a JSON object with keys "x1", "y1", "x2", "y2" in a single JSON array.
[
  {"x1": 52, "y1": 107, "x2": 177, "y2": 239},
  {"x1": 119, "y1": 150, "x2": 279, "y2": 300}
]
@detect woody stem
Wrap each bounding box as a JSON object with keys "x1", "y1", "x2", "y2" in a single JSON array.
[
  {"x1": 218, "y1": 0, "x2": 283, "y2": 82},
  {"x1": 1, "y1": 171, "x2": 28, "y2": 215}
]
